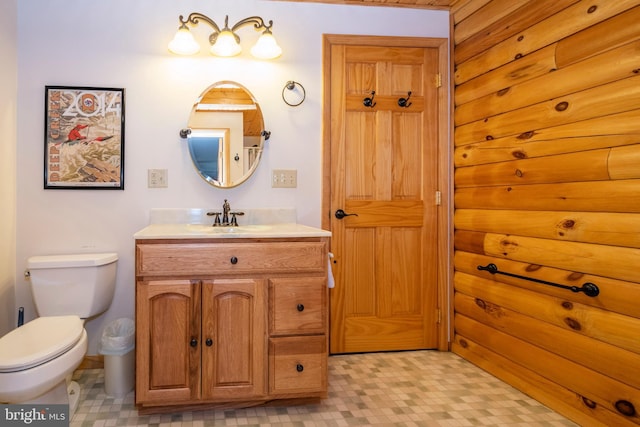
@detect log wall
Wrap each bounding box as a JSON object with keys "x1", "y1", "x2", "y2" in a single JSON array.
[{"x1": 451, "y1": 1, "x2": 640, "y2": 425}]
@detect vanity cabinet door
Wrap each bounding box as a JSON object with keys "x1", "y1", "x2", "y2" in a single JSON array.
[
  {"x1": 136, "y1": 279, "x2": 201, "y2": 404},
  {"x1": 201, "y1": 278, "x2": 267, "y2": 400}
]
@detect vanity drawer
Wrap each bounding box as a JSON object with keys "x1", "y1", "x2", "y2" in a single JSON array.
[
  {"x1": 137, "y1": 241, "x2": 326, "y2": 276},
  {"x1": 269, "y1": 336, "x2": 327, "y2": 395},
  {"x1": 269, "y1": 277, "x2": 326, "y2": 336}
]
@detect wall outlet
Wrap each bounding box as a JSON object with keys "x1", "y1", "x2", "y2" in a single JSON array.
[
  {"x1": 272, "y1": 169, "x2": 297, "y2": 188},
  {"x1": 148, "y1": 169, "x2": 168, "y2": 188}
]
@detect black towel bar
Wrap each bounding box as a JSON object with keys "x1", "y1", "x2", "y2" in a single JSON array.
[{"x1": 477, "y1": 263, "x2": 600, "y2": 297}]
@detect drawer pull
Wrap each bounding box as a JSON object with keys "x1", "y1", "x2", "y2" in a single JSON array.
[
  {"x1": 230, "y1": 256, "x2": 238, "y2": 265},
  {"x1": 297, "y1": 304, "x2": 305, "y2": 312},
  {"x1": 206, "y1": 338, "x2": 213, "y2": 347},
  {"x1": 190, "y1": 338, "x2": 198, "y2": 347},
  {"x1": 296, "y1": 363, "x2": 304, "y2": 372}
]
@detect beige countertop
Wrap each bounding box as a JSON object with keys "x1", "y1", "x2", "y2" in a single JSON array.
[{"x1": 134, "y1": 222, "x2": 331, "y2": 239}]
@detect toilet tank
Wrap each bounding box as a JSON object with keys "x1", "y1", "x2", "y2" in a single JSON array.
[{"x1": 27, "y1": 253, "x2": 118, "y2": 318}]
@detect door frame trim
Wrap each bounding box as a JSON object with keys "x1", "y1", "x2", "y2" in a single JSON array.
[{"x1": 321, "y1": 34, "x2": 452, "y2": 350}]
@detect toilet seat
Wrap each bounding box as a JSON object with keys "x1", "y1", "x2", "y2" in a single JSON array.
[{"x1": 0, "y1": 316, "x2": 83, "y2": 373}]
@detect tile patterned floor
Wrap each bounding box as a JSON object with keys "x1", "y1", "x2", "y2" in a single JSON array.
[{"x1": 70, "y1": 351, "x2": 577, "y2": 426}]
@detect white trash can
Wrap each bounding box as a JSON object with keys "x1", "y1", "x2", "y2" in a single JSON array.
[{"x1": 99, "y1": 318, "x2": 135, "y2": 398}]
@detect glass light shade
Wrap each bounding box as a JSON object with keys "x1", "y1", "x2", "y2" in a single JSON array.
[
  {"x1": 210, "y1": 30, "x2": 242, "y2": 57},
  {"x1": 250, "y1": 32, "x2": 282, "y2": 59},
  {"x1": 168, "y1": 27, "x2": 200, "y2": 55}
]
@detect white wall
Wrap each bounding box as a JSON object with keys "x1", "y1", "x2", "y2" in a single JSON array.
[
  {"x1": 0, "y1": 0, "x2": 18, "y2": 336},
  {"x1": 15, "y1": 0, "x2": 449, "y2": 353}
]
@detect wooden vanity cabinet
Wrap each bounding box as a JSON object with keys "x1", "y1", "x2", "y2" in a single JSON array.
[{"x1": 135, "y1": 237, "x2": 329, "y2": 413}]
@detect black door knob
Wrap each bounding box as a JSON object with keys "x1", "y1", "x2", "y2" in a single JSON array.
[
  {"x1": 230, "y1": 256, "x2": 238, "y2": 264},
  {"x1": 206, "y1": 338, "x2": 213, "y2": 347},
  {"x1": 297, "y1": 304, "x2": 305, "y2": 312},
  {"x1": 190, "y1": 338, "x2": 197, "y2": 347},
  {"x1": 296, "y1": 364, "x2": 304, "y2": 372}
]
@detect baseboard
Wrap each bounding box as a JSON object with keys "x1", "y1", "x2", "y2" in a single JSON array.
[{"x1": 78, "y1": 355, "x2": 104, "y2": 370}]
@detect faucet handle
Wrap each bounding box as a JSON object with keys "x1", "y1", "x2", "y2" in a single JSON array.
[
  {"x1": 206, "y1": 211, "x2": 222, "y2": 226},
  {"x1": 229, "y1": 211, "x2": 244, "y2": 227}
]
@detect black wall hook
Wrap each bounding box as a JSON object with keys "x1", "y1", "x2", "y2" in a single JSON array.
[
  {"x1": 398, "y1": 91, "x2": 412, "y2": 108},
  {"x1": 363, "y1": 91, "x2": 376, "y2": 108}
]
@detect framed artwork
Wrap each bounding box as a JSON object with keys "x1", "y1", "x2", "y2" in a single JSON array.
[{"x1": 44, "y1": 86, "x2": 125, "y2": 189}]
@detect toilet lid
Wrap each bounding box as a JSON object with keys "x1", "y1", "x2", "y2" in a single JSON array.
[{"x1": 0, "y1": 316, "x2": 84, "y2": 372}]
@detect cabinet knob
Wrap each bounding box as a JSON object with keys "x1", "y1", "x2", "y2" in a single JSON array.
[
  {"x1": 296, "y1": 363, "x2": 304, "y2": 372},
  {"x1": 230, "y1": 256, "x2": 238, "y2": 265},
  {"x1": 206, "y1": 338, "x2": 213, "y2": 347},
  {"x1": 297, "y1": 304, "x2": 305, "y2": 312},
  {"x1": 190, "y1": 338, "x2": 198, "y2": 347}
]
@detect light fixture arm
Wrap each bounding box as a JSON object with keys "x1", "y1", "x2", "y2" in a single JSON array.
[
  {"x1": 178, "y1": 14, "x2": 273, "y2": 46},
  {"x1": 178, "y1": 12, "x2": 222, "y2": 33},
  {"x1": 230, "y1": 16, "x2": 274, "y2": 38}
]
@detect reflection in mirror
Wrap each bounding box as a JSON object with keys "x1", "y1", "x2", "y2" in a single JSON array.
[{"x1": 185, "y1": 81, "x2": 266, "y2": 188}]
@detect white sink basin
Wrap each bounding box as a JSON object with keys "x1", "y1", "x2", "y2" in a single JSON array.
[{"x1": 186, "y1": 224, "x2": 273, "y2": 234}]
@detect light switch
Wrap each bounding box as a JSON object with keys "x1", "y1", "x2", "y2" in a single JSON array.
[
  {"x1": 272, "y1": 169, "x2": 297, "y2": 188},
  {"x1": 148, "y1": 169, "x2": 168, "y2": 188}
]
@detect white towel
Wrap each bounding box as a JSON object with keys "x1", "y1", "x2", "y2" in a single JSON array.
[{"x1": 327, "y1": 252, "x2": 335, "y2": 288}]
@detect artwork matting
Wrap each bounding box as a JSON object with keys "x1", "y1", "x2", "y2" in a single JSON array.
[{"x1": 44, "y1": 86, "x2": 125, "y2": 189}]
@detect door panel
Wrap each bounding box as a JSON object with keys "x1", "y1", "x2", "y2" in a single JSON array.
[
  {"x1": 328, "y1": 38, "x2": 442, "y2": 354},
  {"x1": 201, "y1": 279, "x2": 266, "y2": 400}
]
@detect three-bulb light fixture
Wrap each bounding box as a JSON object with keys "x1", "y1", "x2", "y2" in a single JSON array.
[{"x1": 168, "y1": 13, "x2": 282, "y2": 60}]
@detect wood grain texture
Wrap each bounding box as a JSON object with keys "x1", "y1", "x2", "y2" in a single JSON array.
[{"x1": 453, "y1": 2, "x2": 640, "y2": 424}]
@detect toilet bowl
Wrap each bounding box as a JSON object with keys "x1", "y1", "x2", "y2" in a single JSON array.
[
  {"x1": 0, "y1": 252, "x2": 117, "y2": 414},
  {"x1": 0, "y1": 316, "x2": 87, "y2": 403}
]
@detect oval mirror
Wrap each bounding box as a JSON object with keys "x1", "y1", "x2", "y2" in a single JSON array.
[{"x1": 184, "y1": 81, "x2": 267, "y2": 188}]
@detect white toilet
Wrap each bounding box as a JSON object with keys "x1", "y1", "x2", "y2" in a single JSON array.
[{"x1": 0, "y1": 253, "x2": 118, "y2": 412}]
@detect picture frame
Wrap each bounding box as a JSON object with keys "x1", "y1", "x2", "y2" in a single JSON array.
[{"x1": 44, "y1": 86, "x2": 125, "y2": 189}]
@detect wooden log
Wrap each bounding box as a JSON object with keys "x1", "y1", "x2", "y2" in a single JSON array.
[
  {"x1": 456, "y1": 41, "x2": 640, "y2": 125},
  {"x1": 454, "y1": 250, "x2": 640, "y2": 319},
  {"x1": 451, "y1": 0, "x2": 491, "y2": 25},
  {"x1": 455, "y1": 271, "x2": 640, "y2": 354},
  {"x1": 454, "y1": 179, "x2": 640, "y2": 213},
  {"x1": 455, "y1": 109, "x2": 640, "y2": 149},
  {"x1": 455, "y1": 45, "x2": 557, "y2": 107},
  {"x1": 454, "y1": 0, "x2": 638, "y2": 85},
  {"x1": 609, "y1": 144, "x2": 640, "y2": 180},
  {"x1": 472, "y1": 231, "x2": 640, "y2": 285},
  {"x1": 453, "y1": 0, "x2": 528, "y2": 46},
  {"x1": 455, "y1": 315, "x2": 640, "y2": 423},
  {"x1": 455, "y1": 74, "x2": 640, "y2": 145},
  {"x1": 455, "y1": 291, "x2": 640, "y2": 390},
  {"x1": 453, "y1": 230, "x2": 486, "y2": 254},
  {"x1": 454, "y1": 148, "x2": 611, "y2": 187},
  {"x1": 454, "y1": 0, "x2": 577, "y2": 64},
  {"x1": 455, "y1": 134, "x2": 640, "y2": 167},
  {"x1": 455, "y1": 209, "x2": 640, "y2": 249},
  {"x1": 452, "y1": 337, "x2": 638, "y2": 427},
  {"x1": 455, "y1": 144, "x2": 640, "y2": 186},
  {"x1": 556, "y1": 5, "x2": 640, "y2": 68}
]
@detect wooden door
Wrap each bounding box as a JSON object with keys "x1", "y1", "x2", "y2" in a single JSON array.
[
  {"x1": 326, "y1": 37, "x2": 443, "y2": 354},
  {"x1": 136, "y1": 279, "x2": 201, "y2": 403},
  {"x1": 201, "y1": 278, "x2": 266, "y2": 399}
]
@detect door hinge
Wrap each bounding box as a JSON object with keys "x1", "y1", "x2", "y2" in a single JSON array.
[
  {"x1": 436, "y1": 309, "x2": 442, "y2": 324},
  {"x1": 434, "y1": 73, "x2": 442, "y2": 88},
  {"x1": 435, "y1": 190, "x2": 442, "y2": 206}
]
